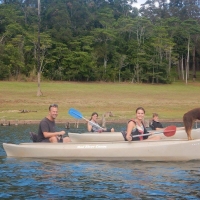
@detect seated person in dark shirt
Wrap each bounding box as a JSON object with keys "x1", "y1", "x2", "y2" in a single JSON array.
[
  {"x1": 37, "y1": 104, "x2": 71, "y2": 143},
  {"x1": 150, "y1": 113, "x2": 185, "y2": 131},
  {"x1": 150, "y1": 113, "x2": 163, "y2": 130}
]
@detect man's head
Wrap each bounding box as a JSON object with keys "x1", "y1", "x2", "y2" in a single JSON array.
[{"x1": 48, "y1": 104, "x2": 58, "y2": 120}]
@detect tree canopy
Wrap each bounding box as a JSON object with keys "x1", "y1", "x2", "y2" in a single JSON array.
[{"x1": 0, "y1": 0, "x2": 200, "y2": 83}]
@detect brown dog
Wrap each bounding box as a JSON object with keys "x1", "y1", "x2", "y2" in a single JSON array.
[{"x1": 183, "y1": 108, "x2": 200, "y2": 140}]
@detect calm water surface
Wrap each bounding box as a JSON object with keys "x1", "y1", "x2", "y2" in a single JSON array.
[{"x1": 0, "y1": 123, "x2": 200, "y2": 199}]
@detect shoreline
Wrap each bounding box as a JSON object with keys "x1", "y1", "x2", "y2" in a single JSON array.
[{"x1": 0, "y1": 118, "x2": 186, "y2": 126}]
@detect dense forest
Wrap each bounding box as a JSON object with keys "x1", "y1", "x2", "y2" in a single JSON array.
[{"x1": 0, "y1": 0, "x2": 200, "y2": 84}]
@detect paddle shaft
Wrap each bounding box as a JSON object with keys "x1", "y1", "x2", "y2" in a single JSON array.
[
  {"x1": 132, "y1": 132, "x2": 157, "y2": 138},
  {"x1": 131, "y1": 129, "x2": 174, "y2": 138},
  {"x1": 82, "y1": 116, "x2": 104, "y2": 130},
  {"x1": 68, "y1": 108, "x2": 103, "y2": 130}
]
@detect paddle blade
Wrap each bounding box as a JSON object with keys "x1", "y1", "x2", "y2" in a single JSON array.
[
  {"x1": 163, "y1": 125, "x2": 176, "y2": 137},
  {"x1": 68, "y1": 108, "x2": 83, "y2": 119}
]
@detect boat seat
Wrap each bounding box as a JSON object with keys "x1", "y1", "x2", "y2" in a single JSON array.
[{"x1": 30, "y1": 132, "x2": 38, "y2": 142}]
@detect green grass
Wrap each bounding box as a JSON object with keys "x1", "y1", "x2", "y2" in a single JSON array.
[{"x1": 0, "y1": 81, "x2": 199, "y2": 123}]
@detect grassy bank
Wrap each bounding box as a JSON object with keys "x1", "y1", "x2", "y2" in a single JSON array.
[{"x1": 0, "y1": 81, "x2": 199, "y2": 123}]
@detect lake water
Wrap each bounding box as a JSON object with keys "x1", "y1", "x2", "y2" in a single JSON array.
[{"x1": 0, "y1": 123, "x2": 200, "y2": 199}]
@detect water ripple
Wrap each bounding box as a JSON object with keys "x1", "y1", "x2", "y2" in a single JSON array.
[{"x1": 0, "y1": 124, "x2": 200, "y2": 199}]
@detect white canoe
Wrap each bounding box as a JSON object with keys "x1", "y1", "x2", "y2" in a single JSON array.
[
  {"x1": 3, "y1": 139, "x2": 200, "y2": 161},
  {"x1": 68, "y1": 128, "x2": 200, "y2": 142},
  {"x1": 68, "y1": 132, "x2": 124, "y2": 142}
]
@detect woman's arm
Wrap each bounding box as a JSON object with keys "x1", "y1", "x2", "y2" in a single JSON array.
[
  {"x1": 87, "y1": 122, "x2": 92, "y2": 132},
  {"x1": 126, "y1": 121, "x2": 135, "y2": 141}
]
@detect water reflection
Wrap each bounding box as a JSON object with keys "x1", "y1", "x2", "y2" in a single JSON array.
[
  {"x1": 1, "y1": 158, "x2": 200, "y2": 199},
  {"x1": 0, "y1": 123, "x2": 200, "y2": 199}
]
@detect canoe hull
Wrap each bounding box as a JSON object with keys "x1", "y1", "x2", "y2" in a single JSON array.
[
  {"x1": 68, "y1": 132, "x2": 124, "y2": 142},
  {"x1": 3, "y1": 139, "x2": 200, "y2": 161},
  {"x1": 68, "y1": 129, "x2": 200, "y2": 142},
  {"x1": 161, "y1": 128, "x2": 200, "y2": 139}
]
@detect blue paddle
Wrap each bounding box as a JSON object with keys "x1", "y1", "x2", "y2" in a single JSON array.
[{"x1": 68, "y1": 108, "x2": 103, "y2": 130}]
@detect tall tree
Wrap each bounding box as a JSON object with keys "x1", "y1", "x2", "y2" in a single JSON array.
[
  {"x1": 181, "y1": 19, "x2": 200, "y2": 83},
  {"x1": 37, "y1": 0, "x2": 42, "y2": 96}
]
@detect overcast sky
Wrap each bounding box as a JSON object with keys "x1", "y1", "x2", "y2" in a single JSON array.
[{"x1": 133, "y1": 0, "x2": 146, "y2": 8}]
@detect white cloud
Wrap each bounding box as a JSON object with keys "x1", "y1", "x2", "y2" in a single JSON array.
[
  {"x1": 133, "y1": 0, "x2": 146, "y2": 9},
  {"x1": 133, "y1": 0, "x2": 171, "y2": 9}
]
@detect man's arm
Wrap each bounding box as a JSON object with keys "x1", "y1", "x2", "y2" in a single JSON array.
[
  {"x1": 41, "y1": 121, "x2": 65, "y2": 138},
  {"x1": 43, "y1": 131, "x2": 65, "y2": 138}
]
